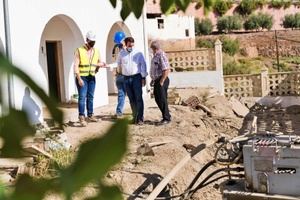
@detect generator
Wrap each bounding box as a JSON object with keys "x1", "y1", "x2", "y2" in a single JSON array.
[
  {"x1": 222, "y1": 133, "x2": 300, "y2": 200},
  {"x1": 243, "y1": 134, "x2": 300, "y2": 195}
]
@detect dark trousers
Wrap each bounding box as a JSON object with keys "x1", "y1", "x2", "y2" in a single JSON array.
[
  {"x1": 124, "y1": 74, "x2": 144, "y2": 123},
  {"x1": 154, "y1": 77, "x2": 171, "y2": 121}
]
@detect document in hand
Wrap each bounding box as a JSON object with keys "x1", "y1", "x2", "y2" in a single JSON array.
[{"x1": 108, "y1": 62, "x2": 118, "y2": 71}]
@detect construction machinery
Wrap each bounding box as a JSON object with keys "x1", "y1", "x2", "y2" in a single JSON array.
[{"x1": 220, "y1": 132, "x2": 300, "y2": 200}]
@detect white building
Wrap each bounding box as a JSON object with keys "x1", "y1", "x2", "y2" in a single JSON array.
[
  {"x1": 146, "y1": 1, "x2": 195, "y2": 40},
  {"x1": 0, "y1": 0, "x2": 148, "y2": 123},
  {"x1": 147, "y1": 14, "x2": 195, "y2": 40}
]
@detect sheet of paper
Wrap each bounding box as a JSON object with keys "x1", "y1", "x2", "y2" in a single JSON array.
[{"x1": 108, "y1": 62, "x2": 118, "y2": 68}]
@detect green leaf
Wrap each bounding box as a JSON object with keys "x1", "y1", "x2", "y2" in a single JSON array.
[
  {"x1": 175, "y1": 0, "x2": 191, "y2": 12},
  {"x1": 0, "y1": 53, "x2": 63, "y2": 127},
  {"x1": 120, "y1": 0, "x2": 131, "y2": 20},
  {"x1": 86, "y1": 185, "x2": 122, "y2": 200},
  {"x1": 160, "y1": 0, "x2": 176, "y2": 13},
  {"x1": 126, "y1": 0, "x2": 144, "y2": 19},
  {"x1": 0, "y1": 109, "x2": 35, "y2": 157},
  {"x1": 60, "y1": 119, "x2": 128, "y2": 197},
  {"x1": 109, "y1": 0, "x2": 117, "y2": 8},
  {"x1": 8, "y1": 175, "x2": 53, "y2": 200}
]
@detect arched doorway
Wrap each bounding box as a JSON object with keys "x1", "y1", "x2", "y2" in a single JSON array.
[
  {"x1": 106, "y1": 22, "x2": 131, "y2": 94},
  {"x1": 39, "y1": 14, "x2": 84, "y2": 102}
]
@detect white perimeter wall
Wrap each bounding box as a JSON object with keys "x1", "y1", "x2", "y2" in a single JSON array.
[{"x1": 169, "y1": 71, "x2": 224, "y2": 94}]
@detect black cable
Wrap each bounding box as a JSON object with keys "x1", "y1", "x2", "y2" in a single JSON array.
[
  {"x1": 199, "y1": 174, "x2": 244, "y2": 189},
  {"x1": 186, "y1": 160, "x2": 216, "y2": 191},
  {"x1": 187, "y1": 167, "x2": 244, "y2": 198},
  {"x1": 123, "y1": 168, "x2": 244, "y2": 200}
]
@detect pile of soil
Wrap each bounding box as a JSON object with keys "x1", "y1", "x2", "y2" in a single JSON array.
[{"x1": 63, "y1": 87, "x2": 244, "y2": 200}]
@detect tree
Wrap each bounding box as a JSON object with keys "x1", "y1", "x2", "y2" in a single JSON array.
[
  {"x1": 257, "y1": 13, "x2": 273, "y2": 30},
  {"x1": 217, "y1": 15, "x2": 243, "y2": 33},
  {"x1": 238, "y1": 0, "x2": 258, "y2": 15},
  {"x1": 244, "y1": 14, "x2": 260, "y2": 31},
  {"x1": 195, "y1": 18, "x2": 213, "y2": 35},
  {"x1": 270, "y1": 0, "x2": 292, "y2": 9},
  {"x1": 213, "y1": 0, "x2": 233, "y2": 16},
  {"x1": 283, "y1": 14, "x2": 296, "y2": 29},
  {"x1": 282, "y1": 13, "x2": 300, "y2": 29},
  {"x1": 244, "y1": 13, "x2": 273, "y2": 31}
]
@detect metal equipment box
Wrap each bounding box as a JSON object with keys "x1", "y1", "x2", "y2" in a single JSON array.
[{"x1": 243, "y1": 134, "x2": 300, "y2": 196}]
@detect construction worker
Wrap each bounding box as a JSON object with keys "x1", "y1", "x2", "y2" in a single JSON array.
[
  {"x1": 74, "y1": 30, "x2": 107, "y2": 126},
  {"x1": 113, "y1": 31, "x2": 126, "y2": 118}
]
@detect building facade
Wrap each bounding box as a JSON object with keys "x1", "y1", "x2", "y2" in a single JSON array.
[
  {"x1": 0, "y1": 0, "x2": 148, "y2": 123},
  {"x1": 146, "y1": 0, "x2": 195, "y2": 41}
]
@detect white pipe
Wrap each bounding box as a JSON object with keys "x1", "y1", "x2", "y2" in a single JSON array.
[
  {"x1": 3, "y1": 0, "x2": 14, "y2": 108},
  {"x1": 142, "y1": 0, "x2": 151, "y2": 94}
]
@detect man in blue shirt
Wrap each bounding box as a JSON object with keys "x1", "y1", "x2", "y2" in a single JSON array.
[{"x1": 117, "y1": 37, "x2": 148, "y2": 125}]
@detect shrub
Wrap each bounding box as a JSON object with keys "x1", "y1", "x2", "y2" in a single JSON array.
[
  {"x1": 255, "y1": 0, "x2": 267, "y2": 8},
  {"x1": 282, "y1": 13, "x2": 300, "y2": 29},
  {"x1": 195, "y1": 18, "x2": 213, "y2": 35},
  {"x1": 257, "y1": 13, "x2": 273, "y2": 30},
  {"x1": 244, "y1": 13, "x2": 273, "y2": 31},
  {"x1": 196, "y1": 38, "x2": 214, "y2": 48},
  {"x1": 295, "y1": 13, "x2": 300, "y2": 27},
  {"x1": 221, "y1": 37, "x2": 240, "y2": 56},
  {"x1": 217, "y1": 15, "x2": 243, "y2": 33},
  {"x1": 283, "y1": 14, "x2": 296, "y2": 29},
  {"x1": 223, "y1": 60, "x2": 252, "y2": 75},
  {"x1": 270, "y1": 0, "x2": 292, "y2": 9},
  {"x1": 244, "y1": 14, "x2": 260, "y2": 31},
  {"x1": 238, "y1": 0, "x2": 258, "y2": 15},
  {"x1": 213, "y1": 0, "x2": 233, "y2": 16}
]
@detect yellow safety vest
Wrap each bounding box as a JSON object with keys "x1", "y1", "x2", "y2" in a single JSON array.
[{"x1": 77, "y1": 46, "x2": 100, "y2": 76}]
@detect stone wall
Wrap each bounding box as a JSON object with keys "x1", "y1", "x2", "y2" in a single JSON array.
[{"x1": 200, "y1": 30, "x2": 300, "y2": 58}]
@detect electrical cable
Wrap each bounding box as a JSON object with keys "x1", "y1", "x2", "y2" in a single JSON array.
[
  {"x1": 186, "y1": 160, "x2": 216, "y2": 191},
  {"x1": 200, "y1": 174, "x2": 244, "y2": 189},
  {"x1": 122, "y1": 167, "x2": 244, "y2": 200},
  {"x1": 187, "y1": 167, "x2": 244, "y2": 198},
  {"x1": 214, "y1": 141, "x2": 242, "y2": 166}
]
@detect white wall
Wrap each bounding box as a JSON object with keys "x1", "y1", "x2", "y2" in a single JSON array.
[
  {"x1": 169, "y1": 71, "x2": 224, "y2": 94},
  {"x1": 105, "y1": 22, "x2": 132, "y2": 94},
  {"x1": 0, "y1": 1, "x2": 5, "y2": 54},
  {"x1": 147, "y1": 14, "x2": 195, "y2": 40},
  {"x1": 2, "y1": 0, "x2": 147, "y2": 122}
]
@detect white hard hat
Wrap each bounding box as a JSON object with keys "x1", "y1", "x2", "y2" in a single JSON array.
[{"x1": 86, "y1": 30, "x2": 96, "y2": 41}]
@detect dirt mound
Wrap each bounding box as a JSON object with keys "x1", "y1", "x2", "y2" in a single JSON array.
[{"x1": 103, "y1": 88, "x2": 243, "y2": 200}]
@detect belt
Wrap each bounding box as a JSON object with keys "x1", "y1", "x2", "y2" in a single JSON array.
[{"x1": 123, "y1": 73, "x2": 140, "y2": 78}]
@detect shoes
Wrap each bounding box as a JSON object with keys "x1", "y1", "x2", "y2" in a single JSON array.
[
  {"x1": 79, "y1": 116, "x2": 87, "y2": 127},
  {"x1": 87, "y1": 115, "x2": 99, "y2": 122},
  {"x1": 160, "y1": 119, "x2": 171, "y2": 125},
  {"x1": 114, "y1": 114, "x2": 123, "y2": 119},
  {"x1": 136, "y1": 121, "x2": 144, "y2": 125}
]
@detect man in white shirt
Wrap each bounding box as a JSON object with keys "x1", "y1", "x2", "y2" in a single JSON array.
[{"x1": 117, "y1": 37, "x2": 148, "y2": 125}]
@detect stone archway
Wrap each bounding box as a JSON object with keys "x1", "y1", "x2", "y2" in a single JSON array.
[
  {"x1": 106, "y1": 22, "x2": 131, "y2": 94},
  {"x1": 39, "y1": 14, "x2": 84, "y2": 102}
]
